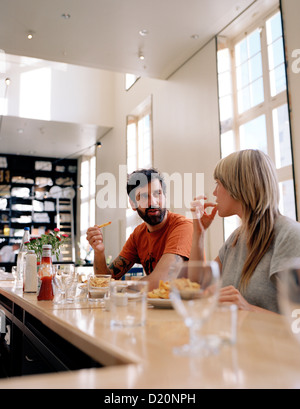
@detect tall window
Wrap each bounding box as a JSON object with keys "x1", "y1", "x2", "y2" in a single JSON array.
[
  {"x1": 126, "y1": 96, "x2": 153, "y2": 237},
  {"x1": 217, "y1": 9, "x2": 296, "y2": 239},
  {"x1": 127, "y1": 110, "x2": 152, "y2": 173},
  {"x1": 79, "y1": 155, "x2": 96, "y2": 261}
]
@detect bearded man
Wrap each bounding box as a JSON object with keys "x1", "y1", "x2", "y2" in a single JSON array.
[{"x1": 86, "y1": 168, "x2": 193, "y2": 290}]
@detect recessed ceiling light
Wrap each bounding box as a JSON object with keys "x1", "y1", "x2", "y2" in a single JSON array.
[
  {"x1": 61, "y1": 13, "x2": 71, "y2": 19},
  {"x1": 27, "y1": 31, "x2": 35, "y2": 40},
  {"x1": 138, "y1": 51, "x2": 145, "y2": 60},
  {"x1": 139, "y1": 29, "x2": 149, "y2": 37},
  {"x1": 191, "y1": 34, "x2": 199, "y2": 40}
]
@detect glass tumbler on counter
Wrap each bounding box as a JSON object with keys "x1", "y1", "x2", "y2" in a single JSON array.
[
  {"x1": 278, "y1": 260, "x2": 300, "y2": 346},
  {"x1": 109, "y1": 280, "x2": 148, "y2": 327},
  {"x1": 52, "y1": 264, "x2": 76, "y2": 304},
  {"x1": 88, "y1": 275, "x2": 111, "y2": 304},
  {"x1": 12, "y1": 265, "x2": 23, "y2": 289}
]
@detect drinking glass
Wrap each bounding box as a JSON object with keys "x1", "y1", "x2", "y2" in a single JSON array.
[
  {"x1": 12, "y1": 265, "x2": 23, "y2": 289},
  {"x1": 170, "y1": 260, "x2": 221, "y2": 356},
  {"x1": 109, "y1": 280, "x2": 148, "y2": 327},
  {"x1": 278, "y1": 260, "x2": 300, "y2": 346},
  {"x1": 52, "y1": 264, "x2": 75, "y2": 304},
  {"x1": 88, "y1": 275, "x2": 111, "y2": 306}
]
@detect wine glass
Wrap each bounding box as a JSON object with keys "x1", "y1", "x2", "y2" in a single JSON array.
[
  {"x1": 170, "y1": 260, "x2": 221, "y2": 356},
  {"x1": 278, "y1": 260, "x2": 300, "y2": 345},
  {"x1": 53, "y1": 264, "x2": 75, "y2": 304}
]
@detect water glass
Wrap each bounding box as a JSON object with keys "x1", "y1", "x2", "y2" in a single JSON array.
[
  {"x1": 110, "y1": 280, "x2": 148, "y2": 327},
  {"x1": 278, "y1": 261, "x2": 300, "y2": 346},
  {"x1": 52, "y1": 264, "x2": 75, "y2": 304},
  {"x1": 203, "y1": 304, "x2": 238, "y2": 346},
  {"x1": 12, "y1": 265, "x2": 23, "y2": 289}
]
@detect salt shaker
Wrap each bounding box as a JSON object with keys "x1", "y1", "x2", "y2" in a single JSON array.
[{"x1": 24, "y1": 250, "x2": 38, "y2": 293}]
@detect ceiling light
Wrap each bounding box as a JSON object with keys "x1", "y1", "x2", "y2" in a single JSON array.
[
  {"x1": 96, "y1": 141, "x2": 102, "y2": 148},
  {"x1": 61, "y1": 13, "x2": 71, "y2": 19},
  {"x1": 139, "y1": 29, "x2": 148, "y2": 37},
  {"x1": 5, "y1": 78, "x2": 11, "y2": 86},
  {"x1": 139, "y1": 51, "x2": 145, "y2": 60},
  {"x1": 191, "y1": 34, "x2": 199, "y2": 40},
  {"x1": 27, "y1": 31, "x2": 35, "y2": 40}
]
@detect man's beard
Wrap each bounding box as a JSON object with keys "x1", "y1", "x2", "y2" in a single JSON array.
[{"x1": 137, "y1": 207, "x2": 167, "y2": 226}]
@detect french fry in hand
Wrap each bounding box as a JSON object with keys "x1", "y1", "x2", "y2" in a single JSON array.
[{"x1": 97, "y1": 221, "x2": 112, "y2": 229}]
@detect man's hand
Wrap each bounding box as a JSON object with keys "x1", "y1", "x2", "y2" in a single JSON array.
[{"x1": 86, "y1": 226, "x2": 105, "y2": 254}]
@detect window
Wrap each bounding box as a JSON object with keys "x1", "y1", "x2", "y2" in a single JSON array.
[
  {"x1": 126, "y1": 96, "x2": 153, "y2": 237},
  {"x1": 217, "y1": 8, "x2": 296, "y2": 239},
  {"x1": 79, "y1": 155, "x2": 96, "y2": 262},
  {"x1": 125, "y1": 73, "x2": 140, "y2": 90},
  {"x1": 127, "y1": 106, "x2": 152, "y2": 173},
  {"x1": 20, "y1": 67, "x2": 52, "y2": 120}
]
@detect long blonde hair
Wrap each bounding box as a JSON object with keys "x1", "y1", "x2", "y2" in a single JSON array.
[{"x1": 214, "y1": 150, "x2": 280, "y2": 290}]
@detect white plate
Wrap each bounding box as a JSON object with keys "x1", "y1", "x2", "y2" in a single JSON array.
[{"x1": 147, "y1": 298, "x2": 173, "y2": 309}]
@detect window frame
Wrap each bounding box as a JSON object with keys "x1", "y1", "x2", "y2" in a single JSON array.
[
  {"x1": 217, "y1": 6, "x2": 297, "y2": 238},
  {"x1": 79, "y1": 154, "x2": 96, "y2": 262},
  {"x1": 126, "y1": 97, "x2": 153, "y2": 174}
]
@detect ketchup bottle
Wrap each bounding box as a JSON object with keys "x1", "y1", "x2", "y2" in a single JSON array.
[{"x1": 37, "y1": 244, "x2": 54, "y2": 301}]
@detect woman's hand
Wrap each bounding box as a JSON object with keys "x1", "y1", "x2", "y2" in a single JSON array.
[
  {"x1": 86, "y1": 226, "x2": 105, "y2": 254},
  {"x1": 189, "y1": 196, "x2": 218, "y2": 261},
  {"x1": 190, "y1": 195, "x2": 218, "y2": 234},
  {"x1": 219, "y1": 285, "x2": 253, "y2": 311}
]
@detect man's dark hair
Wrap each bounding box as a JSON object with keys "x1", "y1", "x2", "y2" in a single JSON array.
[{"x1": 127, "y1": 168, "x2": 166, "y2": 203}]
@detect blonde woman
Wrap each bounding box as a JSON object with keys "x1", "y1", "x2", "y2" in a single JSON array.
[{"x1": 191, "y1": 149, "x2": 300, "y2": 313}]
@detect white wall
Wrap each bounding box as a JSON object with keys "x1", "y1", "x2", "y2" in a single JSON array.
[
  {"x1": 281, "y1": 0, "x2": 300, "y2": 219},
  {"x1": 97, "y1": 39, "x2": 223, "y2": 261},
  {"x1": 7, "y1": 60, "x2": 115, "y2": 127},
  {"x1": 51, "y1": 64, "x2": 115, "y2": 127}
]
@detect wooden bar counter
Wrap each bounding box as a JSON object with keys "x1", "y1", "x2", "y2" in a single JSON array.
[{"x1": 0, "y1": 281, "x2": 300, "y2": 389}]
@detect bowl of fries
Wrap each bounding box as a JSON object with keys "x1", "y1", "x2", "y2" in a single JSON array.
[{"x1": 88, "y1": 275, "x2": 111, "y2": 301}]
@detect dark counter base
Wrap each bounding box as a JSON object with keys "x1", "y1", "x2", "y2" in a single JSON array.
[{"x1": 0, "y1": 293, "x2": 101, "y2": 379}]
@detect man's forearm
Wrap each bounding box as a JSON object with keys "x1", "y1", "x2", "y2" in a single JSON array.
[
  {"x1": 93, "y1": 251, "x2": 111, "y2": 275},
  {"x1": 142, "y1": 253, "x2": 184, "y2": 291}
]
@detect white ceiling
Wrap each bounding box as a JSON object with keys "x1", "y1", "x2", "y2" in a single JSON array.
[{"x1": 0, "y1": 0, "x2": 261, "y2": 158}]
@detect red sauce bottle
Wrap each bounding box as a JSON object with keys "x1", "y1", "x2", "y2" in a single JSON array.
[{"x1": 37, "y1": 244, "x2": 54, "y2": 301}]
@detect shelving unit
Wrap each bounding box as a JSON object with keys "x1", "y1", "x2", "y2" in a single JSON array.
[{"x1": 0, "y1": 154, "x2": 78, "y2": 269}]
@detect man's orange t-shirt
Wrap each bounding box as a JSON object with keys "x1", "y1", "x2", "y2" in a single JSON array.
[{"x1": 119, "y1": 212, "x2": 193, "y2": 277}]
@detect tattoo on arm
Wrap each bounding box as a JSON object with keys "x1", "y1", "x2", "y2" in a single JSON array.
[{"x1": 108, "y1": 256, "x2": 134, "y2": 279}]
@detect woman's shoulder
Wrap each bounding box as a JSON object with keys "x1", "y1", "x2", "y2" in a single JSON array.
[
  {"x1": 275, "y1": 214, "x2": 300, "y2": 240},
  {"x1": 275, "y1": 214, "x2": 300, "y2": 230}
]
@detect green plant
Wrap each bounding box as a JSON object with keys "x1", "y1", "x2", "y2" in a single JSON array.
[{"x1": 25, "y1": 228, "x2": 69, "y2": 261}]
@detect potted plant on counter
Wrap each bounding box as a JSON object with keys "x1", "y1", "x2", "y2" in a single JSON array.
[{"x1": 24, "y1": 228, "x2": 69, "y2": 262}]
